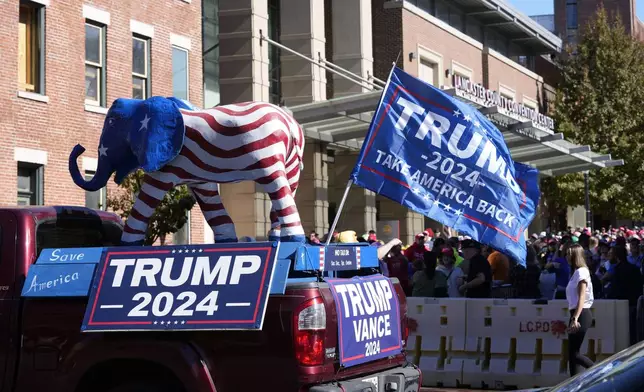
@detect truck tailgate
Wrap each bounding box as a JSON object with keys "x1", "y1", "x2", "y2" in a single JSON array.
[{"x1": 285, "y1": 277, "x2": 410, "y2": 387}]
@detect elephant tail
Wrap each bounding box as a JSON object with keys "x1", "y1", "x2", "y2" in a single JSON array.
[{"x1": 278, "y1": 104, "x2": 305, "y2": 172}]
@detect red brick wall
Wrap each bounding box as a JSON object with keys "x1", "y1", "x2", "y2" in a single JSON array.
[
  {"x1": 372, "y1": 0, "x2": 403, "y2": 80},
  {"x1": 555, "y1": 0, "x2": 637, "y2": 39},
  {"x1": 485, "y1": 50, "x2": 544, "y2": 105},
  {"x1": 0, "y1": 0, "x2": 206, "y2": 243},
  {"x1": 401, "y1": 8, "x2": 484, "y2": 86}
]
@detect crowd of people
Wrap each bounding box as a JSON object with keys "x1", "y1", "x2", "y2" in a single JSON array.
[
  {"x1": 304, "y1": 225, "x2": 644, "y2": 377},
  {"x1": 309, "y1": 225, "x2": 644, "y2": 345}
]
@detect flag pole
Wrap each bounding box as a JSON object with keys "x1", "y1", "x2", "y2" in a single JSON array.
[
  {"x1": 324, "y1": 63, "x2": 396, "y2": 247},
  {"x1": 325, "y1": 179, "x2": 354, "y2": 246}
]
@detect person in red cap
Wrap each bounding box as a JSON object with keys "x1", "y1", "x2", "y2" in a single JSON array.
[
  {"x1": 405, "y1": 233, "x2": 428, "y2": 266},
  {"x1": 383, "y1": 242, "x2": 411, "y2": 296},
  {"x1": 422, "y1": 229, "x2": 434, "y2": 250}
]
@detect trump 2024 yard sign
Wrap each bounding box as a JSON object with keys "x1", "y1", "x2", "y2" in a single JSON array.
[{"x1": 81, "y1": 242, "x2": 279, "y2": 332}]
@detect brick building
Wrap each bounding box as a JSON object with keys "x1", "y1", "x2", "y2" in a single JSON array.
[
  {"x1": 215, "y1": 0, "x2": 619, "y2": 244},
  {"x1": 554, "y1": 0, "x2": 644, "y2": 44},
  {"x1": 0, "y1": 0, "x2": 619, "y2": 246},
  {"x1": 0, "y1": 0, "x2": 205, "y2": 243}
]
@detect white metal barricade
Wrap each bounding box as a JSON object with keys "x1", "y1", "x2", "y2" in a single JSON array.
[{"x1": 406, "y1": 298, "x2": 631, "y2": 390}]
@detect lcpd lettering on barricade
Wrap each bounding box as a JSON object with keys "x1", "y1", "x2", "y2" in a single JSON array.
[
  {"x1": 82, "y1": 243, "x2": 278, "y2": 332},
  {"x1": 327, "y1": 275, "x2": 402, "y2": 367},
  {"x1": 519, "y1": 319, "x2": 568, "y2": 337}
]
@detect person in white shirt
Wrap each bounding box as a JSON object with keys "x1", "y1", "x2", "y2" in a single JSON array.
[
  {"x1": 436, "y1": 248, "x2": 465, "y2": 297},
  {"x1": 565, "y1": 244, "x2": 595, "y2": 377}
]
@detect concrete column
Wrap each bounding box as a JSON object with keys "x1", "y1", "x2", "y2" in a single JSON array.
[
  {"x1": 331, "y1": 0, "x2": 373, "y2": 97},
  {"x1": 295, "y1": 141, "x2": 329, "y2": 235},
  {"x1": 332, "y1": 152, "x2": 377, "y2": 235},
  {"x1": 218, "y1": 0, "x2": 270, "y2": 103},
  {"x1": 219, "y1": 182, "x2": 273, "y2": 240},
  {"x1": 279, "y1": 0, "x2": 327, "y2": 105},
  {"x1": 278, "y1": 0, "x2": 328, "y2": 235},
  {"x1": 218, "y1": 0, "x2": 271, "y2": 240},
  {"x1": 377, "y1": 197, "x2": 423, "y2": 245}
]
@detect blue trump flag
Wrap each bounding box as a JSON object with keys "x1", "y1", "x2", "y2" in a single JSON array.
[{"x1": 350, "y1": 67, "x2": 540, "y2": 265}]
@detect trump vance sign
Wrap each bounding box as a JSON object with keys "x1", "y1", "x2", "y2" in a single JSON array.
[{"x1": 326, "y1": 275, "x2": 402, "y2": 367}]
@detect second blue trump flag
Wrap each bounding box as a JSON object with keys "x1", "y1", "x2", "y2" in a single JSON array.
[{"x1": 350, "y1": 67, "x2": 540, "y2": 265}]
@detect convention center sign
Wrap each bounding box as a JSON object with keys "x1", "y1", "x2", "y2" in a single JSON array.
[{"x1": 452, "y1": 74, "x2": 555, "y2": 132}]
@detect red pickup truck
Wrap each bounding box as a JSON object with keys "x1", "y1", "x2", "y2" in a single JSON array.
[{"x1": 0, "y1": 206, "x2": 420, "y2": 392}]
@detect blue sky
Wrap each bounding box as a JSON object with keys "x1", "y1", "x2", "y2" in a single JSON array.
[{"x1": 507, "y1": 0, "x2": 644, "y2": 20}]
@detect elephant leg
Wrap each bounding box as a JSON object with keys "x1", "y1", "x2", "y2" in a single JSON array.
[
  {"x1": 121, "y1": 173, "x2": 174, "y2": 246},
  {"x1": 261, "y1": 168, "x2": 305, "y2": 243},
  {"x1": 268, "y1": 155, "x2": 300, "y2": 242},
  {"x1": 268, "y1": 211, "x2": 281, "y2": 242},
  {"x1": 190, "y1": 182, "x2": 238, "y2": 243}
]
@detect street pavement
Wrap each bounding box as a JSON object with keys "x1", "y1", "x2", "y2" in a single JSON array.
[{"x1": 421, "y1": 389, "x2": 487, "y2": 392}]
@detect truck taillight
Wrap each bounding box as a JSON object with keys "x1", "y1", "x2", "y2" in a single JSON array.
[
  {"x1": 401, "y1": 299, "x2": 409, "y2": 348},
  {"x1": 293, "y1": 297, "x2": 326, "y2": 366}
]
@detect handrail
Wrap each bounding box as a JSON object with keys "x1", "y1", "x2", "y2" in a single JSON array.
[
  {"x1": 259, "y1": 30, "x2": 383, "y2": 92},
  {"x1": 367, "y1": 70, "x2": 387, "y2": 87},
  {"x1": 317, "y1": 54, "x2": 386, "y2": 88}
]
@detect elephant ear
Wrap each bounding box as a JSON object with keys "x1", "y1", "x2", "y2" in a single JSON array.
[
  {"x1": 167, "y1": 97, "x2": 201, "y2": 111},
  {"x1": 130, "y1": 96, "x2": 186, "y2": 173}
]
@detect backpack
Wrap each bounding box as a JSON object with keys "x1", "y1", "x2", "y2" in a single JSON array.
[{"x1": 434, "y1": 268, "x2": 453, "y2": 298}]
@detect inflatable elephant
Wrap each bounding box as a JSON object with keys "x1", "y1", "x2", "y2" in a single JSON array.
[{"x1": 69, "y1": 96, "x2": 306, "y2": 245}]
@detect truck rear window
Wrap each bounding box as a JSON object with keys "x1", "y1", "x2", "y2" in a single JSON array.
[{"x1": 36, "y1": 219, "x2": 122, "y2": 257}]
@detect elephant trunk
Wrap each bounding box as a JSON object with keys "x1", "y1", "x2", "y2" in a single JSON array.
[{"x1": 69, "y1": 144, "x2": 114, "y2": 192}]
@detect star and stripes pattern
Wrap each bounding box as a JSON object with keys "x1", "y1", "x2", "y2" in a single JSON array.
[{"x1": 121, "y1": 101, "x2": 305, "y2": 244}]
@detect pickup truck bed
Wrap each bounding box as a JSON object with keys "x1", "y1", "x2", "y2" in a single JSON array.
[{"x1": 1, "y1": 206, "x2": 420, "y2": 392}]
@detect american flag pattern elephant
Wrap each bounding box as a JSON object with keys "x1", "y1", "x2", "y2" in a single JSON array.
[{"x1": 68, "y1": 97, "x2": 306, "y2": 245}]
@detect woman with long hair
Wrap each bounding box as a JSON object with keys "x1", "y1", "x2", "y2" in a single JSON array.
[{"x1": 565, "y1": 244, "x2": 595, "y2": 377}]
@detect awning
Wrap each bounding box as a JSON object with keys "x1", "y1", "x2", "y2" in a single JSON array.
[
  {"x1": 445, "y1": 0, "x2": 562, "y2": 54},
  {"x1": 397, "y1": 0, "x2": 561, "y2": 54},
  {"x1": 287, "y1": 90, "x2": 624, "y2": 176}
]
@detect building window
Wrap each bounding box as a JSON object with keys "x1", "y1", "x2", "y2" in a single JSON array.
[
  {"x1": 174, "y1": 211, "x2": 191, "y2": 245},
  {"x1": 18, "y1": 1, "x2": 45, "y2": 94},
  {"x1": 132, "y1": 36, "x2": 150, "y2": 99},
  {"x1": 419, "y1": 58, "x2": 438, "y2": 86},
  {"x1": 414, "y1": 0, "x2": 434, "y2": 14},
  {"x1": 84, "y1": 171, "x2": 106, "y2": 210},
  {"x1": 499, "y1": 84, "x2": 516, "y2": 102},
  {"x1": 85, "y1": 22, "x2": 106, "y2": 106},
  {"x1": 466, "y1": 18, "x2": 483, "y2": 42},
  {"x1": 448, "y1": 7, "x2": 464, "y2": 32},
  {"x1": 523, "y1": 97, "x2": 538, "y2": 110},
  {"x1": 172, "y1": 46, "x2": 189, "y2": 100},
  {"x1": 566, "y1": 0, "x2": 578, "y2": 30},
  {"x1": 435, "y1": 0, "x2": 449, "y2": 23},
  {"x1": 268, "y1": 0, "x2": 281, "y2": 105},
  {"x1": 203, "y1": 0, "x2": 220, "y2": 108},
  {"x1": 451, "y1": 61, "x2": 473, "y2": 84},
  {"x1": 17, "y1": 162, "x2": 43, "y2": 206},
  {"x1": 566, "y1": 29, "x2": 578, "y2": 46}
]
